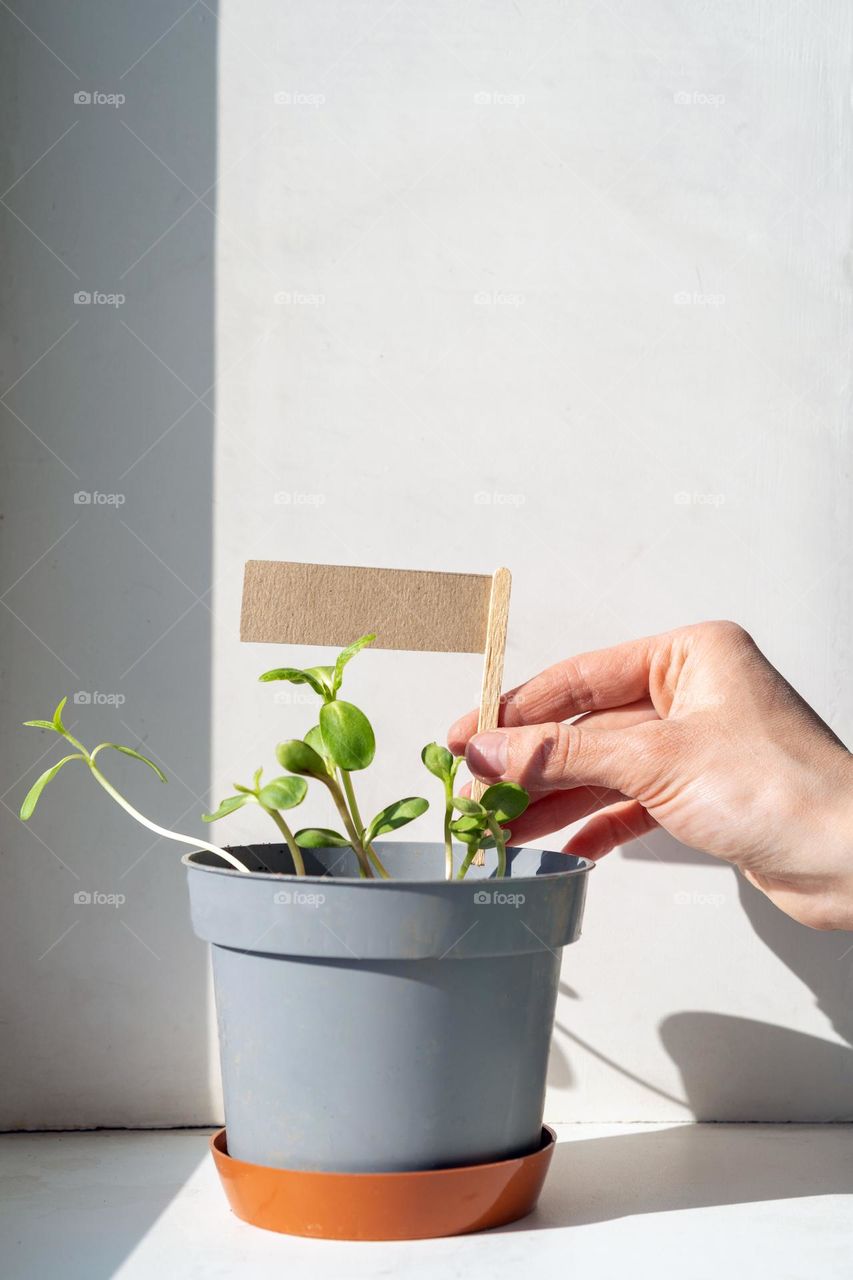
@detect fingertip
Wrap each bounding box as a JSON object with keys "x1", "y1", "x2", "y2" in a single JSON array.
[
  {"x1": 465, "y1": 730, "x2": 508, "y2": 780},
  {"x1": 563, "y1": 832, "x2": 612, "y2": 862},
  {"x1": 447, "y1": 710, "x2": 478, "y2": 754}
]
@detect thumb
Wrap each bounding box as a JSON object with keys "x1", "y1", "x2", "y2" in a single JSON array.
[{"x1": 465, "y1": 721, "x2": 664, "y2": 798}]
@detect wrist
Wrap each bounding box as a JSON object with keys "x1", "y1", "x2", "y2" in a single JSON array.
[{"x1": 795, "y1": 747, "x2": 853, "y2": 929}]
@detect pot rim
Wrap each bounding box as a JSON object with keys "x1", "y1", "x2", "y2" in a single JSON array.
[{"x1": 182, "y1": 842, "x2": 595, "y2": 886}]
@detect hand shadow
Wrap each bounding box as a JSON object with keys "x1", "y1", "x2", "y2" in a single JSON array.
[
  {"x1": 622, "y1": 830, "x2": 853, "y2": 1118},
  {"x1": 514, "y1": 831, "x2": 853, "y2": 1229}
]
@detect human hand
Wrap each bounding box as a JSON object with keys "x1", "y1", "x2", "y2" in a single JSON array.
[{"x1": 449, "y1": 622, "x2": 853, "y2": 930}]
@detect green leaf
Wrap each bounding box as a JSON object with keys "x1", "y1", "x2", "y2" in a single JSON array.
[
  {"x1": 365, "y1": 796, "x2": 429, "y2": 844},
  {"x1": 450, "y1": 816, "x2": 498, "y2": 850},
  {"x1": 232, "y1": 782, "x2": 254, "y2": 795},
  {"x1": 421, "y1": 742, "x2": 453, "y2": 782},
  {"x1": 91, "y1": 743, "x2": 167, "y2": 783},
  {"x1": 451, "y1": 814, "x2": 487, "y2": 836},
  {"x1": 453, "y1": 795, "x2": 485, "y2": 816},
  {"x1": 319, "y1": 701, "x2": 375, "y2": 771},
  {"x1": 258, "y1": 666, "x2": 327, "y2": 698},
  {"x1": 480, "y1": 782, "x2": 529, "y2": 823},
  {"x1": 332, "y1": 633, "x2": 376, "y2": 694},
  {"x1": 451, "y1": 816, "x2": 498, "y2": 850},
  {"x1": 295, "y1": 827, "x2": 351, "y2": 848},
  {"x1": 252, "y1": 766, "x2": 263, "y2": 791},
  {"x1": 203, "y1": 794, "x2": 250, "y2": 822},
  {"x1": 303, "y1": 666, "x2": 335, "y2": 698},
  {"x1": 451, "y1": 827, "x2": 480, "y2": 845},
  {"x1": 23, "y1": 719, "x2": 60, "y2": 731},
  {"x1": 20, "y1": 754, "x2": 82, "y2": 820},
  {"x1": 276, "y1": 739, "x2": 328, "y2": 778},
  {"x1": 454, "y1": 827, "x2": 495, "y2": 848},
  {"x1": 52, "y1": 697, "x2": 68, "y2": 734},
  {"x1": 304, "y1": 724, "x2": 330, "y2": 765},
  {"x1": 258, "y1": 776, "x2": 308, "y2": 811}
]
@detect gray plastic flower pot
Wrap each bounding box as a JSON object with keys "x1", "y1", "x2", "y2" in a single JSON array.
[{"x1": 185, "y1": 842, "x2": 593, "y2": 1174}]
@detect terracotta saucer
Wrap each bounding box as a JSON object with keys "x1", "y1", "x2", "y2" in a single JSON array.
[{"x1": 210, "y1": 1126, "x2": 556, "y2": 1240}]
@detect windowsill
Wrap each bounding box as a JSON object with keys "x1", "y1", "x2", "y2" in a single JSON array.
[{"x1": 2, "y1": 1123, "x2": 851, "y2": 1278}]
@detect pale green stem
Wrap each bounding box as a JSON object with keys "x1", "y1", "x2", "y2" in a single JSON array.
[
  {"x1": 89, "y1": 764, "x2": 250, "y2": 873},
  {"x1": 323, "y1": 776, "x2": 373, "y2": 878},
  {"x1": 488, "y1": 814, "x2": 507, "y2": 879},
  {"x1": 262, "y1": 805, "x2": 306, "y2": 876},
  {"x1": 456, "y1": 842, "x2": 480, "y2": 880},
  {"x1": 444, "y1": 758, "x2": 463, "y2": 881},
  {"x1": 340, "y1": 770, "x2": 390, "y2": 879},
  {"x1": 63, "y1": 730, "x2": 89, "y2": 756}
]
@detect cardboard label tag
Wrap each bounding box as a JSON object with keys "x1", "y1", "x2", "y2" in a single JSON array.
[{"x1": 240, "y1": 560, "x2": 495, "y2": 653}]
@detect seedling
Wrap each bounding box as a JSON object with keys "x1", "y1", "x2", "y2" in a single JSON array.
[
  {"x1": 260, "y1": 634, "x2": 428, "y2": 879},
  {"x1": 203, "y1": 767, "x2": 309, "y2": 876},
  {"x1": 19, "y1": 697, "x2": 250, "y2": 873},
  {"x1": 21, "y1": 634, "x2": 529, "y2": 881},
  {"x1": 421, "y1": 743, "x2": 529, "y2": 878}
]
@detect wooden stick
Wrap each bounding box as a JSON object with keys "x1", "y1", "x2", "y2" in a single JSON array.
[{"x1": 471, "y1": 568, "x2": 512, "y2": 864}]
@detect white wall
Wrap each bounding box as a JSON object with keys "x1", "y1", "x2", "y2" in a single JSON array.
[
  {"x1": 2, "y1": 1, "x2": 852, "y2": 1128},
  {"x1": 213, "y1": 0, "x2": 853, "y2": 1123}
]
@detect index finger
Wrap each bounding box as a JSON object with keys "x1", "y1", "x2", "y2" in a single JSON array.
[{"x1": 448, "y1": 633, "x2": 659, "y2": 753}]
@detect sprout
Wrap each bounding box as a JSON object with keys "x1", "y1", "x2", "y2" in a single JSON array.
[
  {"x1": 21, "y1": 699, "x2": 250, "y2": 873},
  {"x1": 204, "y1": 767, "x2": 309, "y2": 875},
  {"x1": 21, "y1": 635, "x2": 527, "y2": 883},
  {"x1": 265, "y1": 636, "x2": 428, "y2": 879},
  {"x1": 421, "y1": 743, "x2": 530, "y2": 879}
]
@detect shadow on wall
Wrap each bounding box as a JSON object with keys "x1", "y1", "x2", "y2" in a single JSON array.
[
  {"x1": 0, "y1": 0, "x2": 219, "y2": 1141},
  {"x1": 624, "y1": 833, "x2": 853, "y2": 1121}
]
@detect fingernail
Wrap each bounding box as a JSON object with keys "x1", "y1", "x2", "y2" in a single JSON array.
[{"x1": 466, "y1": 731, "x2": 508, "y2": 779}]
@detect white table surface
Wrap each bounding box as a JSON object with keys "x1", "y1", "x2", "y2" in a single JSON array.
[{"x1": 2, "y1": 1123, "x2": 851, "y2": 1279}]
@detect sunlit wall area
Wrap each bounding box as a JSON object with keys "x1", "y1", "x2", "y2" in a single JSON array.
[{"x1": 212, "y1": 0, "x2": 853, "y2": 1121}]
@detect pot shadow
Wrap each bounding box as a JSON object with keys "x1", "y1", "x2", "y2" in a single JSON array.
[{"x1": 498, "y1": 1120, "x2": 853, "y2": 1231}]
